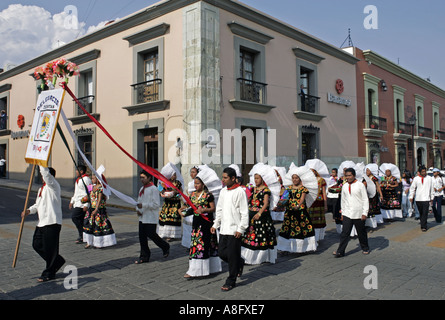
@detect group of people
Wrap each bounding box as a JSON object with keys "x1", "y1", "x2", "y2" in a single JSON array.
[{"x1": 21, "y1": 159, "x2": 442, "y2": 291}]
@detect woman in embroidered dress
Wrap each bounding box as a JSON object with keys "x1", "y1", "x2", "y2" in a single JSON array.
[
  {"x1": 307, "y1": 169, "x2": 327, "y2": 242},
  {"x1": 276, "y1": 167, "x2": 317, "y2": 254},
  {"x1": 180, "y1": 167, "x2": 221, "y2": 278},
  {"x1": 241, "y1": 166, "x2": 277, "y2": 265},
  {"x1": 83, "y1": 174, "x2": 116, "y2": 249},
  {"x1": 363, "y1": 164, "x2": 383, "y2": 228},
  {"x1": 158, "y1": 163, "x2": 184, "y2": 241},
  {"x1": 271, "y1": 167, "x2": 286, "y2": 222},
  {"x1": 380, "y1": 164, "x2": 402, "y2": 220},
  {"x1": 182, "y1": 166, "x2": 200, "y2": 248}
]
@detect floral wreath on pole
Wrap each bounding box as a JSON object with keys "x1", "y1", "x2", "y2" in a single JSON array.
[{"x1": 34, "y1": 58, "x2": 79, "y2": 91}]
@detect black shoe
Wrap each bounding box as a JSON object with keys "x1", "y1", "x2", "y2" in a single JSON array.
[
  {"x1": 238, "y1": 259, "x2": 245, "y2": 277},
  {"x1": 163, "y1": 245, "x2": 170, "y2": 258},
  {"x1": 333, "y1": 251, "x2": 345, "y2": 258}
]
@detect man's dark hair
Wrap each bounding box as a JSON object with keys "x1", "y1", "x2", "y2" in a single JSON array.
[
  {"x1": 140, "y1": 170, "x2": 153, "y2": 181},
  {"x1": 223, "y1": 167, "x2": 237, "y2": 179},
  {"x1": 344, "y1": 168, "x2": 356, "y2": 177},
  {"x1": 48, "y1": 167, "x2": 56, "y2": 177},
  {"x1": 418, "y1": 165, "x2": 426, "y2": 173},
  {"x1": 332, "y1": 168, "x2": 338, "y2": 173},
  {"x1": 78, "y1": 165, "x2": 87, "y2": 174}
]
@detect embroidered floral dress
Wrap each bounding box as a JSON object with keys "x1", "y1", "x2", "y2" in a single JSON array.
[
  {"x1": 241, "y1": 186, "x2": 277, "y2": 264},
  {"x1": 276, "y1": 186, "x2": 317, "y2": 253},
  {"x1": 185, "y1": 191, "x2": 221, "y2": 277},
  {"x1": 307, "y1": 178, "x2": 327, "y2": 241},
  {"x1": 158, "y1": 180, "x2": 183, "y2": 238},
  {"x1": 83, "y1": 185, "x2": 116, "y2": 248},
  {"x1": 367, "y1": 175, "x2": 381, "y2": 217},
  {"x1": 380, "y1": 176, "x2": 402, "y2": 219}
]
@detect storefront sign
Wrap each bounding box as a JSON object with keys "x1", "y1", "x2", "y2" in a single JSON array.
[
  {"x1": 327, "y1": 92, "x2": 352, "y2": 107},
  {"x1": 11, "y1": 130, "x2": 30, "y2": 140}
]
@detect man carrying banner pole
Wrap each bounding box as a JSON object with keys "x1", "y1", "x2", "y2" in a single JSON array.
[{"x1": 21, "y1": 166, "x2": 66, "y2": 282}]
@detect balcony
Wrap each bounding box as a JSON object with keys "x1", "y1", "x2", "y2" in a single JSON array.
[
  {"x1": 238, "y1": 78, "x2": 267, "y2": 104},
  {"x1": 229, "y1": 78, "x2": 276, "y2": 113},
  {"x1": 68, "y1": 95, "x2": 100, "y2": 125},
  {"x1": 132, "y1": 79, "x2": 162, "y2": 104},
  {"x1": 123, "y1": 79, "x2": 169, "y2": 116},
  {"x1": 299, "y1": 93, "x2": 320, "y2": 113},
  {"x1": 363, "y1": 115, "x2": 387, "y2": 138},
  {"x1": 434, "y1": 130, "x2": 445, "y2": 141},
  {"x1": 417, "y1": 126, "x2": 432, "y2": 139},
  {"x1": 395, "y1": 122, "x2": 413, "y2": 135},
  {"x1": 293, "y1": 93, "x2": 325, "y2": 121},
  {"x1": 76, "y1": 95, "x2": 95, "y2": 116}
]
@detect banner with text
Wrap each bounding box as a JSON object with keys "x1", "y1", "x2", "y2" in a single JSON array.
[{"x1": 25, "y1": 88, "x2": 65, "y2": 166}]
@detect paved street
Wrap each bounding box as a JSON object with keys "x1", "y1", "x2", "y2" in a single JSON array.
[{"x1": 1, "y1": 179, "x2": 445, "y2": 304}]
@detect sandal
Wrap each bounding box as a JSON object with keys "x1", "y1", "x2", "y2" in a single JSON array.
[
  {"x1": 221, "y1": 284, "x2": 235, "y2": 292},
  {"x1": 183, "y1": 274, "x2": 192, "y2": 279},
  {"x1": 37, "y1": 276, "x2": 54, "y2": 283},
  {"x1": 362, "y1": 250, "x2": 370, "y2": 255},
  {"x1": 134, "y1": 259, "x2": 149, "y2": 264}
]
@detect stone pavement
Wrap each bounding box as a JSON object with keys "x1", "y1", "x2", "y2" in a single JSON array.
[{"x1": 1, "y1": 178, "x2": 445, "y2": 304}]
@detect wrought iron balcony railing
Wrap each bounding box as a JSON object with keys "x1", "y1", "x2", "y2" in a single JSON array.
[
  {"x1": 367, "y1": 115, "x2": 387, "y2": 131},
  {"x1": 237, "y1": 78, "x2": 267, "y2": 104},
  {"x1": 131, "y1": 79, "x2": 162, "y2": 104},
  {"x1": 395, "y1": 122, "x2": 413, "y2": 135},
  {"x1": 435, "y1": 130, "x2": 445, "y2": 140},
  {"x1": 299, "y1": 93, "x2": 320, "y2": 113},
  {"x1": 417, "y1": 126, "x2": 432, "y2": 138},
  {"x1": 75, "y1": 95, "x2": 95, "y2": 116}
]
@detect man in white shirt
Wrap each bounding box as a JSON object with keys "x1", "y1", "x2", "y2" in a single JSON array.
[
  {"x1": 134, "y1": 171, "x2": 170, "y2": 264},
  {"x1": 211, "y1": 167, "x2": 249, "y2": 291},
  {"x1": 22, "y1": 166, "x2": 65, "y2": 282},
  {"x1": 334, "y1": 167, "x2": 370, "y2": 258},
  {"x1": 0, "y1": 156, "x2": 5, "y2": 178},
  {"x1": 409, "y1": 166, "x2": 434, "y2": 231},
  {"x1": 431, "y1": 168, "x2": 444, "y2": 224},
  {"x1": 69, "y1": 165, "x2": 92, "y2": 244}
]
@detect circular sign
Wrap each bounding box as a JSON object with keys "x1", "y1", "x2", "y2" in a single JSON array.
[
  {"x1": 17, "y1": 115, "x2": 25, "y2": 129},
  {"x1": 336, "y1": 79, "x2": 344, "y2": 94}
]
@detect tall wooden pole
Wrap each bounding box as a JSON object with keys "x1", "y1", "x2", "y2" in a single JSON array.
[{"x1": 12, "y1": 164, "x2": 37, "y2": 268}]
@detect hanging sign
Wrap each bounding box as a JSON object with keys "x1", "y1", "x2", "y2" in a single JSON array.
[{"x1": 25, "y1": 88, "x2": 66, "y2": 166}]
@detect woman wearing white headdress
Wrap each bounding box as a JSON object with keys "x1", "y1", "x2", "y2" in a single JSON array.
[
  {"x1": 305, "y1": 159, "x2": 330, "y2": 242},
  {"x1": 241, "y1": 164, "x2": 279, "y2": 265},
  {"x1": 276, "y1": 165, "x2": 318, "y2": 254},
  {"x1": 180, "y1": 166, "x2": 222, "y2": 278},
  {"x1": 182, "y1": 166, "x2": 200, "y2": 248},
  {"x1": 83, "y1": 166, "x2": 117, "y2": 249},
  {"x1": 364, "y1": 163, "x2": 384, "y2": 226},
  {"x1": 379, "y1": 163, "x2": 403, "y2": 220},
  {"x1": 271, "y1": 166, "x2": 287, "y2": 222},
  {"x1": 158, "y1": 162, "x2": 184, "y2": 241}
]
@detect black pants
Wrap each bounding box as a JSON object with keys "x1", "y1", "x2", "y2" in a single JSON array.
[
  {"x1": 32, "y1": 224, "x2": 65, "y2": 279},
  {"x1": 218, "y1": 235, "x2": 243, "y2": 287},
  {"x1": 138, "y1": 222, "x2": 170, "y2": 261},
  {"x1": 336, "y1": 216, "x2": 369, "y2": 255},
  {"x1": 416, "y1": 201, "x2": 430, "y2": 230},
  {"x1": 71, "y1": 207, "x2": 85, "y2": 239}
]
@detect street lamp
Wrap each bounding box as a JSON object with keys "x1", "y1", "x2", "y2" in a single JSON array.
[{"x1": 408, "y1": 114, "x2": 417, "y2": 175}]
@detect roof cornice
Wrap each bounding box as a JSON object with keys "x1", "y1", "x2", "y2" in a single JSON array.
[{"x1": 362, "y1": 50, "x2": 445, "y2": 99}]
